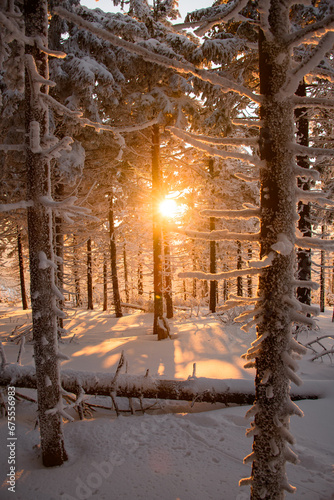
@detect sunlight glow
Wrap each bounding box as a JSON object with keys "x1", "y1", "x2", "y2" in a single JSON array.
[{"x1": 159, "y1": 198, "x2": 177, "y2": 218}]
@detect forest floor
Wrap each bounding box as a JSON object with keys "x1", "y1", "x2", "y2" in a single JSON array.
[{"x1": 0, "y1": 304, "x2": 333, "y2": 500}]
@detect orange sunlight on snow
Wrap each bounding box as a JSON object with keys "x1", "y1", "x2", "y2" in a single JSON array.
[{"x1": 72, "y1": 337, "x2": 136, "y2": 358}]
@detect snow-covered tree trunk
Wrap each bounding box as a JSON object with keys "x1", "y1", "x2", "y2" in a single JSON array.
[
  {"x1": 24, "y1": 0, "x2": 67, "y2": 467},
  {"x1": 17, "y1": 227, "x2": 28, "y2": 310},
  {"x1": 108, "y1": 194, "x2": 122, "y2": 318},
  {"x1": 248, "y1": 13, "x2": 297, "y2": 497}
]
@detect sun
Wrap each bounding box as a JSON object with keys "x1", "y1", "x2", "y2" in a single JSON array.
[{"x1": 159, "y1": 199, "x2": 178, "y2": 218}]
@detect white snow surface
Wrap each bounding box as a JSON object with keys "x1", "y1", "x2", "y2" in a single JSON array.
[{"x1": 0, "y1": 306, "x2": 333, "y2": 500}]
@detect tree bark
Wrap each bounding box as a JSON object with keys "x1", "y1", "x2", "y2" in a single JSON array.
[
  {"x1": 17, "y1": 227, "x2": 28, "y2": 310},
  {"x1": 108, "y1": 194, "x2": 123, "y2": 317},
  {"x1": 24, "y1": 0, "x2": 67, "y2": 467},
  {"x1": 248, "y1": 17, "x2": 298, "y2": 498},
  {"x1": 295, "y1": 80, "x2": 312, "y2": 306},
  {"x1": 152, "y1": 124, "x2": 165, "y2": 338},
  {"x1": 87, "y1": 238, "x2": 93, "y2": 310}
]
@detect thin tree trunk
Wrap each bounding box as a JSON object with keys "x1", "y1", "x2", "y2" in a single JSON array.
[
  {"x1": 247, "y1": 247, "x2": 253, "y2": 298},
  {"x1": 103, "y1": 254, "x2": 108, "y2": 311},
  {"x1": 17, "y1": 227, "x2": 28, "y2": 310},
  {"x1": 320, "y1": 225, "x2": 326, "y2": 313},
  {"x1": 209, "y1": 158, "x2": 217, "y2": 313},
  {"x1": 209, "y1": 217, "x2": 217, "y2": 312},
  {"x1": 152, "y1": 124, "x2": 165, "y2": 337},
  {"x1": 109, "y1": 194, "x2": 122, "y2": 317},
  {"x1": 73, "y1": 235, "x2": 82, "y2": 307},
  {"x1": 137, "y1": 246, "x2": 143, "y2": 296},
  {"x1": 123, "y1": 244, "x2": 130, "y2": 304},
  {"x1": 24, "y1": 0, "x2": 67, "y2": 467},
  {"x1": 192, "y1": 245, "x2": 197, "y2": 299},
  {"x1": 236, "y1": 241, "x2": 243, "y2": 297},
  {"x1": 163, "y1": 228, "x2": 173, "y2": 319},
  {"x1": 295, "y1": 80, "x2": 312, "y2": 306},
  {"x1": 87, "y1": 238, "x2": 93, "y2": 310},
  {"x1": 55, "y1": 182, "x2": 64, "y2": 337}
]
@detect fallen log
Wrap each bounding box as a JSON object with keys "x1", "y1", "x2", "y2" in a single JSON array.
[{"x1": 0, "y1": 363, "x2": 325, "y2": 405}]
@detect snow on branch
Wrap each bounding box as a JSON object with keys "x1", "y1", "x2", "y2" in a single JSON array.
[
  {"x1": 34, "y1": 36, "x2": 66, "y2": 59},
  {"x1": 290, "y1": 310, "x2": 316, "y2": 329},
  {"x1": 290, "y1": 142, "x2": 334, "y2": 157},
  {"x1": 39, "y1": 251, "x2": 57, "y2": 270},
  {"x1": 180, "y1": 253, "x2": 273, "y2": 281},
  {"x1": 25, "y1": 54, "x2": 56, "y2": 94},
  {"x1": 185, "y1": 228, "x2": 260, "y2": 242},
  {"x1": 42, "y1": 92, "x2": 82, "y2": 118},
  {"x1": 293, "y1": 95, "x2": 334, "y2": 109},
  {"x1": 167, "y1": 127, "x2": 263, "y2": 166},
  {"x1": 192, "y1": 0, "x2": 250, "y2": 37},
  {"x1": 171, "y1": 129, "x2": 258, "y2": 147},
  {"x1": 284, "y1": 296, "x2": 320, "y2": 317},
  {"x1": 292, "y1": 279, "x2": 319, "y2": 291},
  {"x1": 42, "y1": 136, "x2": 73, "y2": 160},
  {"x1": 295, "y1": 186, "x2": 334, "y2": 206},
  {"x1": 53, "y1": 6, "x2": 261, "y2": 104},
  {"x1": 235, "y1": 172, "x2": 260, "y2": 182},
  {"x1": 232, "y1": 118, "x2": 263, "y2": 128},
  {"x1": 258, "y1": 0, "x2": 272, "y2": 40},
  {"x1": 271, "y1": 233, "x2": 294, "y2": 256},
  {"x1": 179, "y1": 267, "x2": 262, "y2": 281},
  {"x1": 285, "y1": 13, "x2": 334, "y2": 48},
  {"x1": 0, "y1": 201, "x2": 33, "y2": 212},
  {"x1": 200, "y1": 208, "x2": 260, "y2": 219},
  {"x1": 293, "y1": 163, "x2": 319, "y2": 181},
  {"x1": 281, "y1": 32, "x2": 334, "y2": 97},
  {"x1": 295, "y1": 236, "x2": 334, "y2": 251},
  {"x1": 0, "y1": 11, "x2": 66, "y2": 58},
  {"x1": 42, "y1": 92, "x2": 158, "y2": 135},
  {"x1": 39, "y1": 195, "x2": 91, "y2": 221},
  {"x1": 0, "y1": 10, "x2": 32, "y2": 45}
]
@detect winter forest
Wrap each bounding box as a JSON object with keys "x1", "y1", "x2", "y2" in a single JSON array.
[{"x1": 0, "y1": 0, "x2": 334, "y2": 499}]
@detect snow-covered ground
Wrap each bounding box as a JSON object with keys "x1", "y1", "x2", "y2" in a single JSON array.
[{"x1": 0, "y1": 305, "x2": 333, "y2": 500}]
